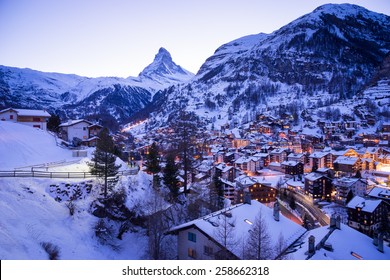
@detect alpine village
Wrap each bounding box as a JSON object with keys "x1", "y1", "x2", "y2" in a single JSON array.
[{"x1": 1, "y1": 4, "x2": 390, "y2": 260}]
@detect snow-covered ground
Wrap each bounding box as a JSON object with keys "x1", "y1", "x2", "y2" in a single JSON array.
[{"x1": 0, "y1": 121, "x2": 153, "y2": 259}]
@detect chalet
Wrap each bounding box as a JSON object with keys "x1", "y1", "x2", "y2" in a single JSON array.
[
  {"x1": 0, "y1": 108, "x2": 51, "y2": 130},
  {"x1": 59, "y1": 119, "x2": 102, "y2": 147},
  {"x1": 304, "y1": 172, "x2": 333, "y2": 201},
  {"x1": 286, "y1": 178, "x2": 305, "y2": 193},
  {"x1": 252, "y1": 152, "x2": 270, "y2": 168},
  {"x1": 167, "y1": 200, "x2": 306, "y2": 260},
  {"x1": 234, "y1": 156, "x2": 259, "y2": 174},
  {"x1": 258, "y1": 124, "x2": 271, "y2": 134},
  {"x1": 332, "y1": 177, "x2": 365, "y2": 204},
  {"x1": 220, "y1": 178, "x2": 236, "y2": 202},
  {"x1": 287, "y1": 153, "x2": 305, "y2": 164},
  {"x1": 333, "y1": 156, "x2": 361, "y2": 176},
  {"x1": 269, "y1": 148, "x2": 288, "y2": 163},
  {"x1": 347, "y1": 196, "x2": 388, "y2": 237},
  {"x1": 235, "y1": 175, "x2": 278, "y2": 205},
  {"x1": 309, "y1": 151, "x2": 329, "y2": 170},
  {"x1": 281, "y1": 160, "x2": 304, "y2": 176},
  {"x1": 214, "y1": 163, "x2": 236, "y2": 182}
]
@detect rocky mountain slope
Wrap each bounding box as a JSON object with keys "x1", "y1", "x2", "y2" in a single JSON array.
[
  {"x1": 0, "y1": 48, "x2": 193, "y2": 128},
  {"x1": 144, "y1": 4, "x2": 390, "y2": 130}
]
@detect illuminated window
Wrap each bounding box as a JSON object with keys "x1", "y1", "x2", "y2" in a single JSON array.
[{"x1": 188, "y1": 248, "x2": 197, "y2": 259}]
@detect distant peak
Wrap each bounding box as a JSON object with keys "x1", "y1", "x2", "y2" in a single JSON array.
[
  {"x1": 138, "y1": 47, "x2": 193, "y2": 79},
  {"x1": 157, "y1": 47, "x2": 171, "y2": 57}
]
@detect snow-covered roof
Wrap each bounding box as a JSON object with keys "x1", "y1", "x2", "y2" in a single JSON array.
[
  {"x1": 235, "y1": 175, "x2": 256, "y2": 187},
  {"x1": 305, "y1": 172, "x2": 324, "y2": 181},
  {"x1": 281, "y1": 160, "x2": 301, "y2": 167},
  {"x1": 1, "y1": 108, "x2": 51, "y2": 117},
  {"x1": 168, "y1": 200, "x2": 306, "y2": 259},
  {"x1": 234, "y1": 156, "x2": 250, "y2": 164},
  {"x1": 309, "y1": 151, "x2": 329, "y2": 158},
  {"x1": 59, "y1": 119, "x2": 92, "y2": 127},
  {"x1": 270, "y1": 148, "x2": 287, "y2": 154},
  {"x1": 215, "y1": 163, "x2": 233, "y2": 173},
  {"x1": 290, "y1": 223, "x2": 390, "y2": 260},
  {"x1": 334, "y1": 156, "x2": 359, "y2": 165},
  {"x1": 286, "y1": 179, "x2": 304, "y2": 188},
  {"x1": 332, "y1": 177, "x2": 359, "y2": 187},
  {"x1": 368, "y1": 187, "x2": 390, "y2": 200},
  {"x1": 346, "y1": 196, "x2": 382, "y2": 213}
]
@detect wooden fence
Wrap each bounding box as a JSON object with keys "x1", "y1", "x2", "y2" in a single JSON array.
[{"x1": 0, "y1": 169, "x2": 138, "y2": 178}]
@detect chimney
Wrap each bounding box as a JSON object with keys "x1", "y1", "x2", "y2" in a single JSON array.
[
  {"x1": 330, "y1": 214, "x2": 336, "y2": 228},
  {"x1": 335, "y1": 215, "x2": 341, "y2": 230},
  {"x1": 373, "y1": 230, "x2": 379, "y2": 246},
  {"x1": 377, "y1": 233, "x2": 384, "y2": 253},
  {"x1": 273, "y1": 200, "x2": 280, "y2": 222},
  {"x1": 243, "y1": 190, "x2": 251, "y2": 205},
  {"x1": 308, "y1": 235, "x2": 315, "y2": 256}
]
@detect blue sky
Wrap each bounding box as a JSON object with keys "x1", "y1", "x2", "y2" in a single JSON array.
[{"x1": 1, "y1": 0, "x2": 389, "y2": 78}]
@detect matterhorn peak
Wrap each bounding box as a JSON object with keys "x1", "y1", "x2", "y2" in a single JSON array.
[
  {"x1": 138, "y1": 47, "x2": 194, "y2": 86},
  {"x1": 154, "y1": 47, "x2": 172, "y2": 61}
]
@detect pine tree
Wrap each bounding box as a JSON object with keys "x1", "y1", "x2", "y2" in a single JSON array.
[
  {"x1": 171, "y1": 111, "x2": 200, "y2": 195},
  {"x1": 145, "y1": 142, "x2": 161, "y2": 188},
  {"x1": 89, "y1": 128, "x2": 121, "y2": 198},
  {"x1": 145, "y1": 142, "x2": 161, "y2": 174},
  {"x1": 210, "y1": 173, "x2": 224, "y2": 211},
  {"x1": 47, "y1": 114, "x2": 61, "y2": 133},
  {"x1": 163, "y1": 152, "x2": 180, "y2": 198}
]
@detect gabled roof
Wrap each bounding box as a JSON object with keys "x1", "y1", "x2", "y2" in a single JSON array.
[
  {"x1": 0, "y1": 108, "x2": 51, "y2": 117},
  {"x1": 309, "y1": 151, "x2": 329, "y2": 158},
  {"x1": 305, "y1": 172, "x2": 325, "y2": 182},
  {"x1": 168, "y1": 200, "x2": 306, "y2": 259},
  {"x1": 368, "y1": 187, "x2": 390, "y2": 201},
  {"x1": 347, "y1": 196, "x2": 382, "y2": 213},
  {"x1": 290, "y1": 223, "x2": 390, "y2": 260},
  {"x1": 334, "y1": 156, "x2": 359, "y2": 165},
  {"x1": 59, "y1": 119, "x2": 92, "y2": 127}
]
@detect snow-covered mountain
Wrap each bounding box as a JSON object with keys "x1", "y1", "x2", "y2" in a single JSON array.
[
  {"x1": 0, "y1": 48, "x2": 193, "y2": 128},
  {"x1": 137, "y1": 47, "x2": 194, "y2": 88},
  {"x1": 144, "y1": 3, "x2": 390, "y2": 130}
]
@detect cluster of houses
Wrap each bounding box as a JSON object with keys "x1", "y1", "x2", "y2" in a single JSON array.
[
  {"x1": 0, "y1": 107, "x2": 102, "y2": 147},
  {"x1": 2, "y1": 107, "x2": 389, "y2": 259},
  {"x1": 131, "y1": 114, "x2": 390, "y2": 259}
]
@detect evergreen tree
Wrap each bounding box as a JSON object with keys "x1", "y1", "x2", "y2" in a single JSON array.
[
  {"x1": 145, "y1": 142, "x2": 161, "y2": 188},
  {"x1": 145, "y1": 142, "x2": 161, "y2": 174},
  {"x1": 171, "y1": 111, "x2": 200, "y2": 195},
  {"x1": 89, "y1": 128, "x2": 121, "y2": 198},
  {"x1": 354, "y1": 170, "x2": 362, "y2": 178},
  {"x1": 210, "y1": 173, "x2": 224, "y2": 211},
  {"x1": 163, "y1": 152, "x2": 180, "y2": 198},
  {"x1": 47, "y1": 114, "x2": 61, "y2": 133}
]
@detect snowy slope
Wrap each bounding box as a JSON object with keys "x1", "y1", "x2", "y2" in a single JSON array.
[
  {"x1": 0, "y1": 121, "x2": 73, "y2": 169},
  {"x1": 141, "y1": 3, "x2": 390, "y2": 132},
  {"x1": 0, "y1": 121, "x2": 154, "y2": 259}
]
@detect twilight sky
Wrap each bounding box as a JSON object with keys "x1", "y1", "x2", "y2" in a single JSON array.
[{"x1": 1, "y1": 0, "x2": 389, "y2": 78}]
